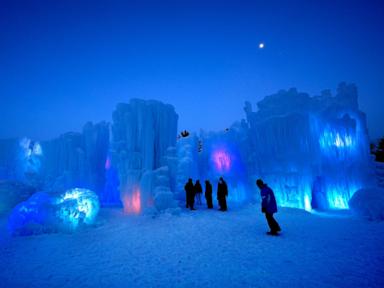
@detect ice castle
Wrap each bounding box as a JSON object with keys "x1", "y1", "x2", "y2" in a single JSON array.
[{"x1": 0, "y1": 83, "x2": 374, "y2": 214}]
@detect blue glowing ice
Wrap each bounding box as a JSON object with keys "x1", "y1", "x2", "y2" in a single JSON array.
[
  {"x1": 55, "y1": 188, "x2": 100, "y2": 229},
  {"x1": 241, "y1": 83, "x2": 373, "y2": 211},
  {"x1": 8, "y1": 188, "x2": 100, "y2": 236},
  {"x1": 18, "y1": 138, "x2": 43, "y2": 178}
]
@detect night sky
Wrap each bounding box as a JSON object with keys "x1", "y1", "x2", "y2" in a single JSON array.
[{"x1": 1, "y1": 0, "x2": 383, "y2": 140}]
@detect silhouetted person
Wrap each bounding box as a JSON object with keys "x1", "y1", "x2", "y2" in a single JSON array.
[
  {"x1": 205, "y1": 180, "x2": 213, "y2": 209},
  {"x1": 217, "y1": 177, "x2": 228, "y2": 211},
  {"x1": 194, "y1": 180, "x2": 203, "y2": 205},
  {"x1": 184, "y1": 178, "x2": 196, "y2": 210},
  {"x1": 256, "y1": 179, "x2": 281, "y2": 235}
]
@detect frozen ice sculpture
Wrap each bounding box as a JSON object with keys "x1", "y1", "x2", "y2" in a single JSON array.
[{"x1": 8, "y1": 188, "x2": 100, "y2": 236}]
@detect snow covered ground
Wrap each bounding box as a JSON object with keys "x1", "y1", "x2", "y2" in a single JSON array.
[{"x1": 0, "y1": 204, "x2": 383, "y2": 288}]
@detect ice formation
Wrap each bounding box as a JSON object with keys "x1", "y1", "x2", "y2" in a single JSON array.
[
  {"x1": 0, "y1": 83, "x2": 377, "y2": 215},
  {"x1": 8, "y1": 188, "x2": 100, "y2": 235},
  {"x1": 109, "y1": 99, "x2": 178, "y2": 213},
  {"x1": 187, "y1": 125, "x2": 250, "y2": 204},
  {"x1": 243, "y1": 83, "x2": 372, "y2": 210},
  {"x1": 174, "y1": 83, "x2": 373, "y2": 210},
  {"x1": 41, "y1": 122, "x2": 109, "y2": 196}
]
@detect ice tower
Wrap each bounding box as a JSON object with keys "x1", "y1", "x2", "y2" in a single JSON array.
[{"x1": 110, "y1": 99, "x2": 178, "y2": 213}]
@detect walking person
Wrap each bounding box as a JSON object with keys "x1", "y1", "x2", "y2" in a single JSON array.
[
  {"x1": 256, "y1": 179, "x2": 281, "y2": 235},
  {"x1": 194, "y1": 180, "x2": 203, "y2": 205},
  {"x1": 217, "y1": 177, "x2": 228, "y2": 211},
  {"x1": 205, "y1": 180, "x2": 213, "y2": 209},
  {"x1": 184, "y1": 178, "x2": 196, "y2": 210}
]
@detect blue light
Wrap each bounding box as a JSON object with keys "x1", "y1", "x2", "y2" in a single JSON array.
[
  {"x1": 56, "y1": 188, "x2": 100, "y2": 229},
  {"x1": 8, "y1": 188, "x2": 100, "y2": 236},
  {"x1": 18, "y1": 138, "x2": 43, "y2": 178},
  {"x1": 319, "y1": 130, "x2": 355, "y2": 150}
]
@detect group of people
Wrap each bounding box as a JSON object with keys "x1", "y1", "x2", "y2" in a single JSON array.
[
  {"x1": 184, "y1": 177, "x2": 282, "y2": 236},
  {"x1": 184, "y1": 177, "x2": 228, "y2": 211}
]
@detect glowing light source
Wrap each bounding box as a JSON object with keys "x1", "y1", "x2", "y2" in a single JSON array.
[
  {"x1": 56, "y1": 188, "x2": 100, "y2": 229},
  {"x1": 212, "y1": 150, "x2": 231, "y2": 172},
  {"x1": 259, "y1": 43, "x2": 265, "y2": 49},
  {"x1": 19, "y1": 138, "x2": 43, "y2": 176},
  {"x1": 304, "y1": 194, "x2": 312, "y2": 212},
  {"x1": 319, "y1": 130, "x2": 354, "y2": 150},
  {"x1": 8, "y1": 188, "x2": 100, "y2": 235},
  {"x1": 33, "y1": 143, "x2": 43, "y2": 155},
  {"x1": 122, "y1": 188, "x2": 141, "y2": 214}
]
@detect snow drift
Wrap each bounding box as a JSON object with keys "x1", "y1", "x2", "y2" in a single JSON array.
[{"x1": 349, "y1": 187, "x2": 384, "y2": 220}]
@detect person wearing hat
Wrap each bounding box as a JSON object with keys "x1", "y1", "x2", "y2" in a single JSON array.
[{"x1": 256, "y1": 179, "x2": 281, "y2": 235}]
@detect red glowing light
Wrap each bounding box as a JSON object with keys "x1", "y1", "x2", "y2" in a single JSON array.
[
  {"x1": 123, "y1": 188, "x2": 141, "y2": 214},
  {"x1": 212, "y1": 150, "x2": 231, "y2": 172}
]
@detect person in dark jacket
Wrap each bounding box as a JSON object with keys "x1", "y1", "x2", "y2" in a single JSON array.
[
  {"x1": 205, "y1": 180, "x2": 213, "y2": 209},
  {"x1": 256, "y1": 179, "x2": 281, "y2": 235},
  {"x1": 194, "y1": 180, "x2": 203, "y2": 205},
  {"x1": 184, "y1": 178, "x2": 196, "y2": 210},
  {"x1": 217, "y1": 177, "x2": 228, "y2": 211}
]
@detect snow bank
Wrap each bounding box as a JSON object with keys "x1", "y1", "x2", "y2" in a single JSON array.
[{"x1": 349, "y1": 187, "x2": 384, "y2": 220}]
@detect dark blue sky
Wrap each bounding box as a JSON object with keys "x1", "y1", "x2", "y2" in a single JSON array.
[{"x1": 1, "y1": 0, "x2": 383, "y2": 140}]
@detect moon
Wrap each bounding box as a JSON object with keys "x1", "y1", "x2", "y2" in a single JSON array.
[{"x1": 259, "y1": 43, "x2": 265, "y2": 49}]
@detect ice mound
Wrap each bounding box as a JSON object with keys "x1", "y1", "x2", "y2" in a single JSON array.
[
  {"x1": 8, "y1": 188, "x2": 100, "y2": 236},
  {"x1": 55, "y1": 188, "x2": 100, "y2": 229},
  {"x1": 349, "y1": 187, "x2": 384, "y2": 221}
]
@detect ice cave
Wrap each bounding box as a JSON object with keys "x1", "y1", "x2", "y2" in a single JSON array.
[{"x1": 0, "y1": 83, "x2": 374, "y2": 223}]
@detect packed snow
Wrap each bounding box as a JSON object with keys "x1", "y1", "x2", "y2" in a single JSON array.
[
  {"x1": 349, "y1": 187, "x2": 384, "y2": 220},
  {"x1": 1, "y1": 205, "x2": 383, "y2": 287}
]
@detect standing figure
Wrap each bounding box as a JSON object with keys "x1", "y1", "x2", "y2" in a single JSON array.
[
  {"x1": 256, "y1": 179, "x2": 281, "y2": 235},
  {"x1": 194, "y1": 180, "x2": 203, "y2": 205},
  {"x1": 205, "y1": 180, "x2": 213, "y2": 209},
  {"x1": 217, "y1": 177, "x2": 228, "y2": 211},
  {"x1": 184, "y1": 178, "x2": 196, "y2": 210}
]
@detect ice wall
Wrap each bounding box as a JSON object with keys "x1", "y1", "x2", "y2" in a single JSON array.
[
  {"x1": 40, "y1": 121, "x2": 109, "y2": 197},
  {"x1": 175, "y1": 134, "x2": 199, "y2": 200},
  {"x1": 175, "y1": 83, "x2": 373, "y2": 211},
  {"x1": 244, "y1": 83, "x2": 373, "y2": 210},
  {"x1": 197, "y1": 122, "x2": 251, "y2": 203},
  {"x1": 0, "y1": 138, "x2": 19, "y2": 180},
  {"x1": 0, "y1": 138, "x2": 43, "y2": 213},
  {"x1": 110, "y1": 99, "x2": 178, "y2": 213},
  {"x1": 0, "y1": 83, "x2": 374, "y2": 214},
  {"x1": 174, "y1": 121, "x2": 254, "y2": 205}
]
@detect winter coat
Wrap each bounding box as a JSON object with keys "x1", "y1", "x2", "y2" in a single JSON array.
[
  {"x1": 260, "y1": 185, "x2": 278, "y2": 214},
  {"x1": 185, "y1": 181, "x2": 195, "y2": 201},
  {"x1": 217, "y1": 181, "x2": 228, "y2": 200},
  {"x1": 194, "y1": 182, "x2": 203, "y2": 194},
  {"x1": 205, "y1": 182, "x2": 212, "y2": 197}
]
